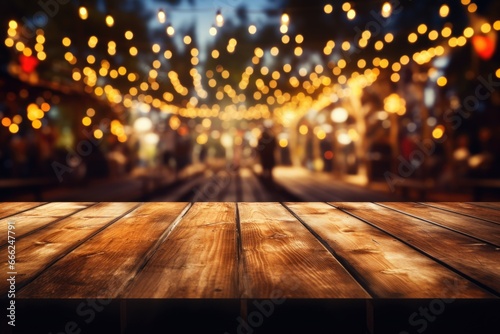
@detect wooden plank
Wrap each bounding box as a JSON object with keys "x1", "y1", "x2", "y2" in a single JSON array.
[
  {"x1": 285, "y1": 202, "x2": 491, "y2": 298},
  {"x1": 0, "y1": 202, "x2": 45, "y2": 219},
  {"x1": 379, "y1": 202, "x2": 500, "y2": 246},
  {"x1": 19, "y1": 202, "x2": 189, "y2": 298},
  {"x1": 421, "y1": 202, "x2": 500, "y2": 225},
  {"x1": 238, "y1": 202, "x2": 370, "y2": 298},
  {"x1": 125, "y1": 202, "x2": 238, "y2": 298},
  {"x1": 0, "y1": 203, "x2": 139, "y2": 294},
  {"x1": 332, "y1": 202, "x2": 500, "y2": 295},
  {"x1": 467, "y1": 202, "x2": 500, "y2": 211},
  {"x1": 0, "y1": 202, "x2": 94, "y2": 245}
]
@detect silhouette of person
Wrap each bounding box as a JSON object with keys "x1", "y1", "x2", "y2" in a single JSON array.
[{"x1": 258, "y1": 128, "x2": 277, "y2": 183}]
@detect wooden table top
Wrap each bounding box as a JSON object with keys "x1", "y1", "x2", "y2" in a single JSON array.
[{"x1": 1, "y1": 202, "x2": 499, "y2": 299}]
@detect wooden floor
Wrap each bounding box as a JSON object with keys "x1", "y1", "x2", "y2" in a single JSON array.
[{"x1": 1, "y1": 202, "x2": 499, "y2": 299}]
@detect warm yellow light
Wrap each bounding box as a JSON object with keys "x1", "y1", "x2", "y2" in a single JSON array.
[
  {"x1": 152, "y1": 44, "x2": 161, "y2": 53},
  {"x1": 36, "y1": 35, "x2": 45, "y2": 44},
  {"x1": 281, "y1": 35, "x2": 290, "y2": 44},
  {"x1": 281, "y1": 13, "x2": 289, "y2": 25},
  {"x1": 381, "y1": 2, "x2": 392, "y2": 18},
  {"x1": 439, "y1": 5, "x2": 450, "y2": 18},
  {"x1": 197, "y1": 133, "x2": 208, "y2": 145},
  {"x1": 496, "y1": 68, "x2": 500, "y2": 79},
  {"x1": 183, "y1": 35, "x2": 192, "y2": 44},
  {"x1": 88, "y1": 36, "x2": 98, "y2": 48},
  {"x1": 9, "y1": 123, "x2": 19, "y2": 134},
  {"x1": 129, "y1": 47, "x2": 138, "y2": 56},
  {"x1": 294, "y1": 46, "x2": 303, "y2": 56},
  {"x1": 374, "y1": 41, "x2": 384, "y2": 50},
  {"x1": 209, "y1": 26, "x2": 217, "y2": 36},
  {"x1": 248, "y1": 25, "x2": 257, "y2": 34},
  {"x1": 22, "y1": 48, "x2": 32, "y2": 57},
  {"x1": 15, "y1": 41, "x2": 25, "y2": 52},
  {"x1": 62, "y1": 37, "x2": 71, "y2": 47},
  {"x1": 417, "y1": 24, "x2": 427, "y2": 35},
  {"x1": 347, "y1": 9, "x2": 356, "y2": 20},
  {"x1": 105, "y1": 15, "x2": 114, "y2": 27},
  {"x1": 36, "y1": 51, "x2": 47, "y2": 61},
  {"x1": 166, "y1": 25, "x2": 175, "y2": 36},
  {"x1": 480, "y1": 23, "x2": 492, "y2": 34},
  {"x1": 8, "y1": 20, "x2": 18, "y2": 29},
  {"x1": 390, "y1": 73, "x2": 400, "y2": 82},
  {"x1": 441, "y1": 26, "x2": 452, "y2": 38},
  {"x1": 437, "y1": 76, "x2": 447, "y2": 87},
  {"x1": 5, "y1": 38, "x2": 14, "y2": 48},
  {"x1": 79, "y1": 6, "x2": 88, "y2": 20},
  {"x1": 384, "y1": 93, "x2": 405, "y2": 114},
  {"x1": 428, "y1": 30, "x2": 439, "y2": 40},
  {"x1": 279, "y1": 138, "x2": 288, "y2": 148},
  {"x1": 467, "y1": 3, "x2": 477, "y2": 13},
  {"x1": 295, "y1": 34, "x2": 304, "y2": 44},
  {"x1": 82, "y1": 117, "x2": 91, "y2": 126},
  {"x1": 125, "y1": 31, "x2": 133, "y2": 40},
  {"x1": 94, "y1": 129, "x2": 103, "y2": 139},
  {"x1": 342, "y1": 2, "x2": 351, "y2": 11},
  {"x1": 164, "y1": 50, "x2": 173, "y2": 59},
  {"x1": 212, "y1": 50, "x2": 219, "y2": 58},
  {"x1": 158, "y1": 9, "x2": 166, "y2": 23},
  {"x1": 72, "y1": 72, "x2": 81, "y2": 81},
  {"x1": 494, "y1": 20, "x2": 500, "y2": 31},
  {"x1": 299, "y1": 125, "x2": 308, "y2": 135},
  {"x1": 216, "y1": 10, "x2": 224, "y2": 27},
  {"x1": 384, "y1": 33, "x2": 394, "y2": 43},
  {"x1": 408, "y1": 33, "x2": 418, "y2": 43},
  {"x1": 432, "y1": 126, "x2": 445, "y2": 139},
  {"x1": 463, "y1": 27, "x2": 474, "y2": 38}
]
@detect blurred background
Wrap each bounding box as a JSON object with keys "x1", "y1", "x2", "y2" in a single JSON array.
[{"x1": 1, "y1": 0, "x2": 500, "y2": 202}]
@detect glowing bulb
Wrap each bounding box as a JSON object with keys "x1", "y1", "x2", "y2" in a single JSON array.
[
  {"x1": 281, "y1": 13, "x2": 289, "y2": 25},
  {"x1": 105, "y1": 14, "x2": 114, "y2": 27},
  {"x1": 166, "y1": 24, "x2": 175, "y2": 36},
  {"x1": 158, "y1": 9, "x2": 166, "y2": 23},
  {"x1": 216, "y1": 10, "x2": 224, "y2": 27},
  {"x1": 79, "y1": 6, "x2": 88, "y2": 20},
  {"x1": 382, "y1": 2, "x2": 392, "y2": 18},
  {"x1": 209, "y1": 25, "x2": 217, "y2": 36}
]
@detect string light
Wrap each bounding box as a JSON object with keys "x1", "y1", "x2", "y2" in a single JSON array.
[
  {"x1": 209, "y1": 25, "x2": 217, "y2": 36},
  {"x1": 105, "y1": 14, "x2": 114, "y2": 27},
  {"x1": 216, "y1": 9, "x2": 224, "y2": 27},
  {"x1": 166, "y1": 24, "x2": 175, "y2": 36},
  {"x1": 281, "y1": 12, "x2": 289, "y2": 26},
  {"x1": 78, "y1": 6, "x2": 88, "y2": 20},
  {"x1": 158, "y1": 9, "x2": 166, "y2": 23},
  {"x1": 381, "y1": 2, "x2": 392, "y2": 18}
]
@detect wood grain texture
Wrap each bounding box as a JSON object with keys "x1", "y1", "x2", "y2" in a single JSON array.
[
  {"x1": 0, "y1": 202, "x2": 94, "y2": 245},
  {"x1": 19, "y1": 202, "x2": 189, "y2": 298},
  {"x1": 285, "y1": 202, "x2": 491, "y2": 298},
  {"x1": 0, "y1": 202, "x2": 45, "y2": 219},
  {"x1": 125, "y1": 202, "x2": 238, "y2": 298},
  {"x1": 466, "y1": 202, "x2": 500, "y2": 211},
  {"x1": 332, "y1": 202, "x2": 500, "y2": 295},
  {"x1": 238, "y1": 202, "x2": 370, "y2": 298},
  {"x1": 421, "y1": 202, "x2": 500, "y2": 225},
  {"x1": 0, "y1": 203, "x2": 139, "y2": 293},
  {"x1": 379, "y1": 202, "x2": 500, "y2": 246}
]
